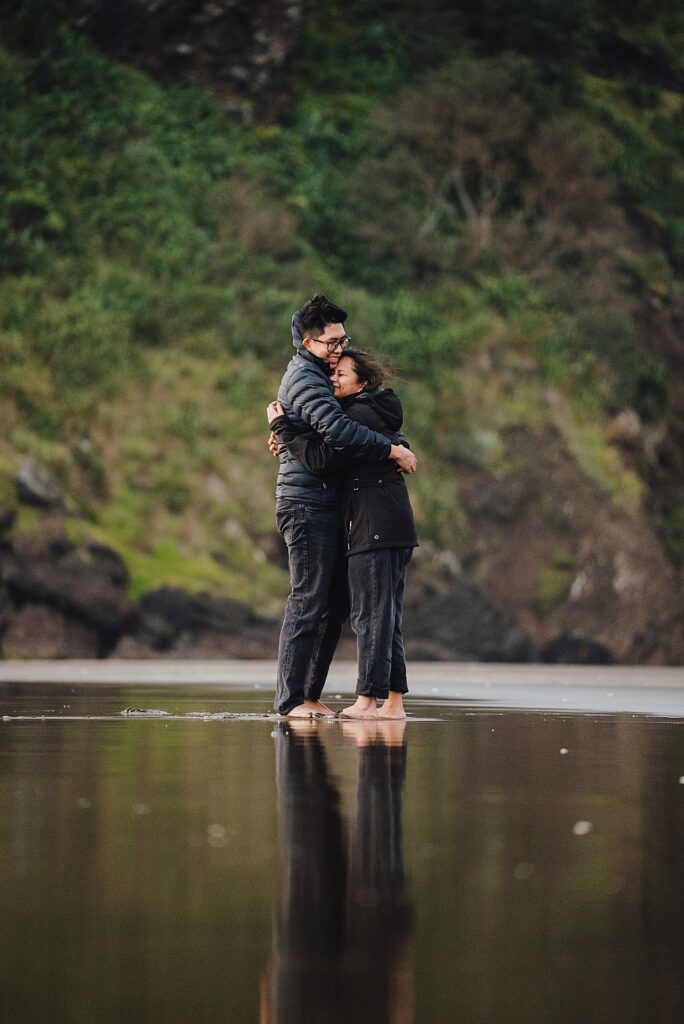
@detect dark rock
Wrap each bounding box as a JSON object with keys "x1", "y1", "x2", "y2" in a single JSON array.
[
  {"x1": 110, "y1": 635, "x2": 167, "y2": 659},
  {"x1": 84, "y1": 542, "x2": 129, "y2": 588},
  {"x1": 539, "y1": 632, "x2": 615, "y2": 665},
  {"x1": 0, "y1": 584, "x2": 14, "y2": 632},
  {"x1": 2, "y1": 552, "x2": 135, "y2": 632},
  {"x1": 462, "y1": 476, "x2": 526, "y2": 523},
  {"x1": 71, "y1": 0, "x2": 307, "y2": 120},
  {"x1": 404, "y1": 544, "x2": 534, "y2": 662},
  {"x1": 0, "y1": 506, "x2": 16, "y2": 533},
  {"x1": 116, "y1": 586, "x2": 280, "y2": 658},
  {"x1": 169, "y1": 630, "x2": 279, "y2": 659},
  {"x1": 139, "y1": 586, "x2": 255, "y2": 637},
  {"x1": 1, "y1": 605, "x2": 99, "y2": 659},
  {"x1": 15, "y1": 459, "x2": 63, "y2": 508}
]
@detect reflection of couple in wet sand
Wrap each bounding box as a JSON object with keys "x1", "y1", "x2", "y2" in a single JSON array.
[
  {"x1": 260, "y1": 719, "x2": 413, "y2": 1024},
  {"x1": 267, "y1": 294, "x2": 418, "y2": 721}
]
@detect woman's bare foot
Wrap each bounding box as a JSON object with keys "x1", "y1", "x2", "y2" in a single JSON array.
[
  {"x1": 379, "y1": 693, "x2": 407, "y2": 719},
  {"x1": 339, "y1": 696, "x2": 378, "y2": 719},
  {"x1": 303, "y1": 699, "x2": 335, "y2": 718},
  {"x1": 376, "y1": 719, "x2": 407, "y2": 746},
  {"x1": 341, "y1": 719, "x2": 378, "y2": 746}
]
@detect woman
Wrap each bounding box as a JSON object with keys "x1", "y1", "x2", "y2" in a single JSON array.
[{"x1": 267, "y1": 350, "x2": 418, "y2": 720}]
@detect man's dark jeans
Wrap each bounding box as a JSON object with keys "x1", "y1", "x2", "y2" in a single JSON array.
[
  {"x1": 348, "y1": 546, "x2": 413, "y2": 699},
  {"x1": 275, "y1": 500, "x2": 349, "y2": 715}
]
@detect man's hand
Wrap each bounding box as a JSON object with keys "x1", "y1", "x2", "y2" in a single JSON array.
[{"x1": 390, "y1": 444, "x2": 417, "y2": 474}]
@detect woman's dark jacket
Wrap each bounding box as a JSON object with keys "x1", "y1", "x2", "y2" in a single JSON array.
[{"x1": 271, "y1": 388, "x2": 418, "y2": 557}]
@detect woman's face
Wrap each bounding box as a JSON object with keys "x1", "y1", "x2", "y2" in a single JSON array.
[{"x1": 331, "y1": 356, "x2": 364, "y2": 399}]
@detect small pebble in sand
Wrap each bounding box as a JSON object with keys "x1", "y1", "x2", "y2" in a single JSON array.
[
  {"x1": 560, "y1": 748, "x2": 568, "y2": 755},
  {"x1": 573, "y1": 820, "x2": 593, "y2": 836},
  {"x1": 679, "y1": 776, "x2": 684, "y2": 785}
]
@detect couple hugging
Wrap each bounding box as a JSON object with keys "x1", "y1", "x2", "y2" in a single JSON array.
[{"x1": 267, "y1": 294, "x2": 418, "y2": 720}]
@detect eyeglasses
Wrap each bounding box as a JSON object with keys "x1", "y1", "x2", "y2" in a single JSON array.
[{"x1": 312, "y1": 334, "x2": 351, "y2": 353}]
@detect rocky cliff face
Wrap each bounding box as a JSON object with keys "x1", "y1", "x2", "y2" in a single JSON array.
[
  {"x1": 69, "y1": 0, "x2": 306, "y2": 119},
  {"x1": 2, "y1": 452, "x2": 682, "y2": 664}
]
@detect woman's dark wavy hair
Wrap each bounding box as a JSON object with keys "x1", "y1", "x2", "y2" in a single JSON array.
[
  {"x1": 298, "y1": 293, "x2": 347, "y2": 338},
  {"x1": 341, "y1": 349, "x2": 389, "y2": 390}
]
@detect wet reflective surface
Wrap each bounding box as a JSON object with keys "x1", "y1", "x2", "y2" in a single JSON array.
[{"x1": 1, "y1": 684, "x2": 683, "y2": 1023}]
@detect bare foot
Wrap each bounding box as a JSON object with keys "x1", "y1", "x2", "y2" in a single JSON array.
[
  {"x1": 341, "y1": 719, "x2": 378, "y2": 746},
  {"x1": 286, "y1": 718, "x2": 320, "y2": 737},
  {"x1": 282, "y1": 704, "x2": 313, "y2": 719},
  {"x1": 376, "y1": 719, "x2": 407, "y2": 746},
  {"x1": 339, "y1": 696, "x2": 378, "y2": 720},
  {"x1": 378, "y1": 694, "x2": 406, "y2": 720},
  {"x1": 303, "y1": 699, "x2": 335, "y2": 718}
]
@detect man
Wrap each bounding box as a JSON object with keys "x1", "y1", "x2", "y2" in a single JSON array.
[{"x1": 269, "y1": 294, "x2": 416, "y2": 718}]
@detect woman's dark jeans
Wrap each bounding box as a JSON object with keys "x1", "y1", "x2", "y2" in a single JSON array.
[
  {"x1": 275, "y1": 501, "x2": 350, "y2": 715},
  {"x1": 348, "y1": 546, "x2": 413, "y2": 699}
]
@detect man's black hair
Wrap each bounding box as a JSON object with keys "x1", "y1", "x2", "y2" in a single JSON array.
[{"x1": 298, "y1": 294, "x2": 347, "y2": 338}]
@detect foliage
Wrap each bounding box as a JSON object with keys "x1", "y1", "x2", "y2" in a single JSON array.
[{"x1": 0, "y1": 2, "x2": 683, "y2": 602}]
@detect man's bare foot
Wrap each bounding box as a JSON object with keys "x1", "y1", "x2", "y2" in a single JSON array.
[
  {"x1": 339, "y1": 696, "x2": 378, "y2": 719},
  {"x1": 303, "y1": 699, "x2": 335, "y2": 718},
  {"x1": 378, "y1": 694, "x2": 407, "y2": 720},
  {"x1": 286, "y1": 718, "x2": 320, "y2": 737},
  {"x1": 282, "y1": 704, "x2": 313, "y2": 719}
]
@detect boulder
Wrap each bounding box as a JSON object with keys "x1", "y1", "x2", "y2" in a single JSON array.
[
  {"x1": 0, "y1": 584, "x2": 14, "y2": 632},
  {"x1": 138, "y1": 587, "x2": 255, "y2": 637},
  {"x1": 403, "y1": 543, "x2": 534, "y2": 662},
  {"x1": 0, "y1": 505, "x2": 16, "y2": 533},
  {"x1": 71, "y1": 0, "x2": 306, "y2": 120},
  {"x1": 14, "y1": 459, "x2": 63, "y2": 508},
  {"x1": 84, "y1": 542, "x2": 129, "y2": 588},
  {"x1": 1, "y1": 605, "x2": 99, "y2": 659},
  {"x1": 1, "y1": 552, "x2": 135, "y2": 632},
  {"x1": 539, "y1": 632, "x2": 615, "y2": 664},
  {"x1": 124, "y1": 586, "x2": 280, "y2": 657}
]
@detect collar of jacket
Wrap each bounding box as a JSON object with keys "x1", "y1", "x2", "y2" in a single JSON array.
[
  {"x1": 340, "y1": 387, "x2": 384, "y2": 407},
  {"x1": 298, "y1": 346, "x2": 332, "y2": 376}
]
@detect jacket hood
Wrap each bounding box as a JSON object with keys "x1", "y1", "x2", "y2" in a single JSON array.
[
  {"x1": 344, "y1": 388, "x2": 403, "y2": 431},
  {"x1": 291, "y1": 310, "x2": 304, "y2": 350}
]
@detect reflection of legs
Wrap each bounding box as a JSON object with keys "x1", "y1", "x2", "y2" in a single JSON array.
[
  {"x1": 305, "y1": 551, "x2": 349, "y2": 706},
  {"x1": 275, "y1": 504, "x2": 339, "y2": 715},
  {"x1": 344, "y1": 732, "x2": 412, "y2": 1021},
  {"x1": 269, "y1": 724, "x2": 347, "y2": 1022}
]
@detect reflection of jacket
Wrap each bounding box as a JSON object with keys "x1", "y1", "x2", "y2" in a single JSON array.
[
  {"x1": 275, "y1": 313, "x2": 391, "y2": 507},
  {"x1": 272, "y1": 388, "x2": 418, "y2": 556}
]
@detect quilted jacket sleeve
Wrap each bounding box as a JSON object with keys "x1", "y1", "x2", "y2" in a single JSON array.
[{"x1": 290, "y1": 375, "x2": 391, "y2": 462}]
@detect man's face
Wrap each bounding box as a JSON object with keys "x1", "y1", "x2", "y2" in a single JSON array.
[{"x1": 303, "y1": 323, "x2": 348, "y2": 367}]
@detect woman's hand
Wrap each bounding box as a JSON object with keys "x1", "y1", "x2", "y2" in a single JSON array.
[
  {"x1": 389, "y1": 444, "x2": 417, "y2": 474},
  {"x1": 266, "y1": 400, "x2": 284, "y2": 425}
]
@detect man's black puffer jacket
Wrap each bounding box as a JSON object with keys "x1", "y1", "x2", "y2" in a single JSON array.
[
  {"x1": 275, "y1": 313, "x2": 391, "y2": 507},
  {"x1": 271, "y1": 387, "x2": 418, "y2": 556}
]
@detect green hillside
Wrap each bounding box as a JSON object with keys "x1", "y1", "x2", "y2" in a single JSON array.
[{"x1": 1, "y1": 1, "x2": 683, "y2": 619}]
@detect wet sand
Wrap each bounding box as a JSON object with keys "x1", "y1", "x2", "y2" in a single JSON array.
[
  {"x1": 1, "y1": 660, "x2": 683, "y2": 716},
  {"x1": 1, "y1": 673, "x2": 683, "y2": 1022}
]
